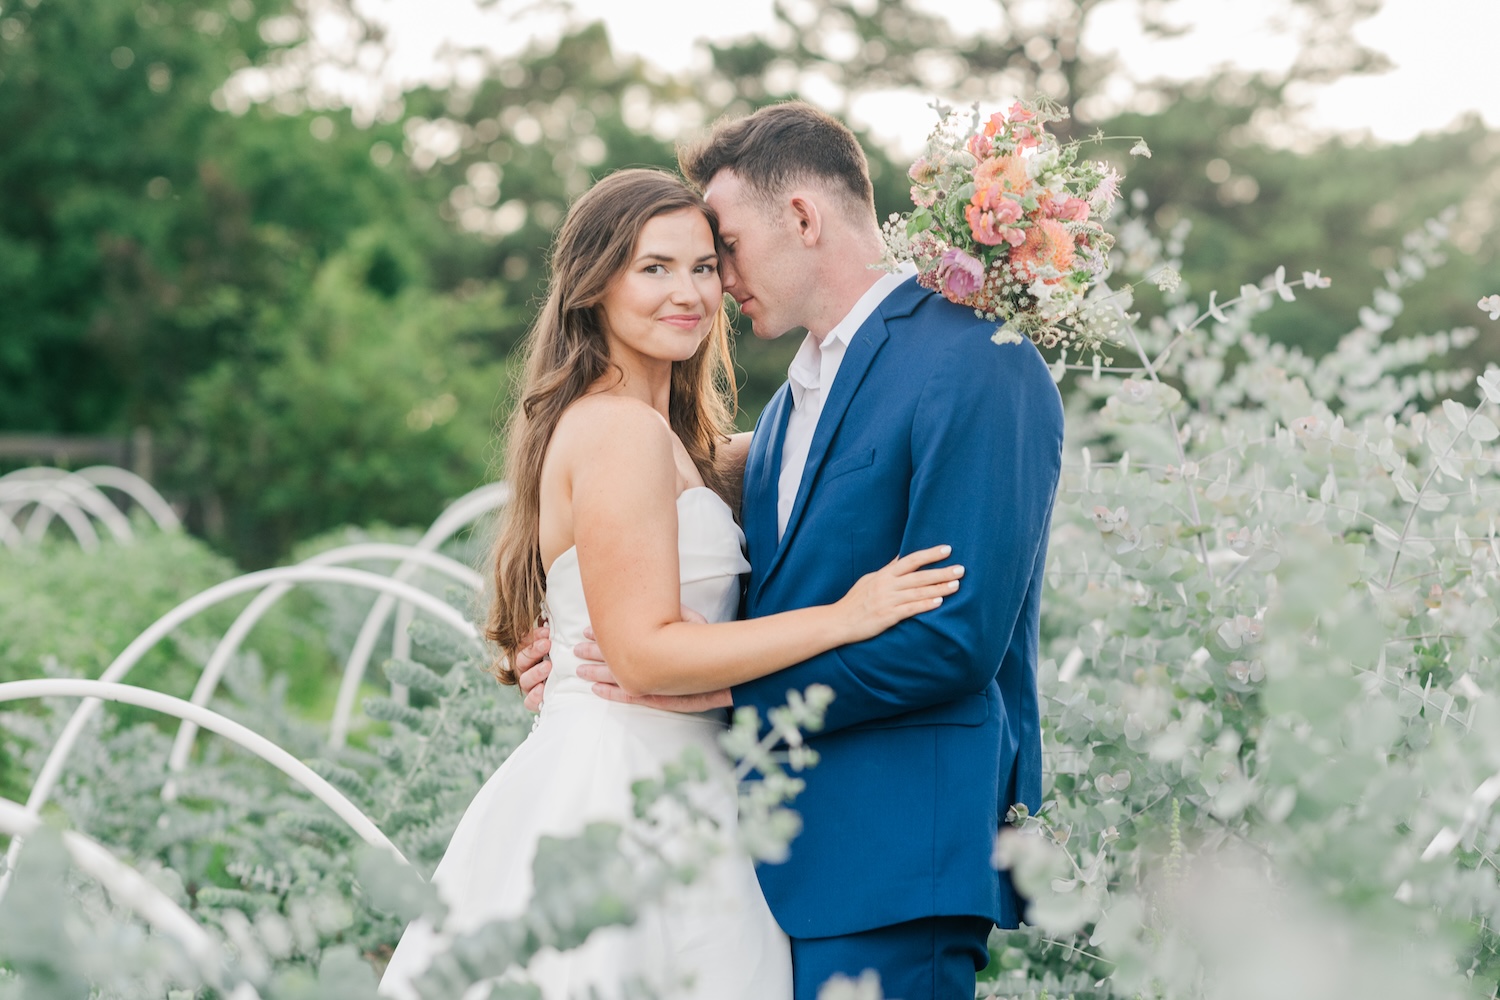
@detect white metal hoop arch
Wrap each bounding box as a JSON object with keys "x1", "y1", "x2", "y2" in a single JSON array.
[
  {"x1": 0, "y1": 470, "x2": 135, "y2": 546},
  {"x1": 163, "y1": 543, "x2": 483, "y2": 801},
  {"x1": 328, "y1": 481, "x2": 510, "y2": 749},
  {"x1": 74, "y1": 465, "x2": 181, "y2": 532},
  {"x1": 0, "y1": 509, "x2": 22, "y2": 550},
  {"x1": 0, "y1": 796, "x2": 260, "y2": 999},
  {"x1": 0, "y1": 679, "x2": 408, "y2": 869},
  {"x1": 5, "y1": 566, "x2": 479, "y2": 886},
  {"x1": 0, "y1": 678, "x2": 418, "y2": 921},
  {"x1": 0, "y1": 484, "x2": 102, "y2": 551}
]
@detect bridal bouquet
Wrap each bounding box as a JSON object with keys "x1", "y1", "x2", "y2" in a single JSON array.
[{"x1": 880, "y1": 98, "x2": 1137, "y2": 358}]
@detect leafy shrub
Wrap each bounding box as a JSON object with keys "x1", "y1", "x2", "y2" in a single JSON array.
[
  {"x1": 985, "y1": 206, "x2": 1500, "y2": 999},
  {"x1": 169, "y1": 227, "x2": 518, "y2": 567},
  {"x1": 0, "y1": 612, "x2": 824, "y2": 998}
]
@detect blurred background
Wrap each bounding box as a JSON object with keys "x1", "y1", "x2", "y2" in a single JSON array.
[{"x1": 2, "y1": 0, "x2": 1496, "y2": 569}]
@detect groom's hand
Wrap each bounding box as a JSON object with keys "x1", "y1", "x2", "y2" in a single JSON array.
[
  {"x1": 577, "y1": 607, "x2": 733, "y2": 713},
  {"x1": 514, "y1": 626, "x2": 552, "y2": 713}
]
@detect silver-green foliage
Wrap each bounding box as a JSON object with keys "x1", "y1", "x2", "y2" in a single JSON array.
[
  {"x1": 986, "y1": 204, "x2": 1500, "y2": 999},
  {"x1": 0, "y1": 610, "x2": 826, "y2": 998}
]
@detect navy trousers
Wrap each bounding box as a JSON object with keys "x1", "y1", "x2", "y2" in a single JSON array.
[{"x1": 790, "y1": 915, "x2": 993, "y2": 1000}]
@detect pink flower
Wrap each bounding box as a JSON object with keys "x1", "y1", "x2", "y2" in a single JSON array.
[
  {"x1": 908, "y1": 157, "x2": 936, "y2": 183},
  {"x1": 935, "y1": 248, "x2": 985, "y2": 301},
  {"x1": 966, "y1": 132, "x2": 993, "y2": 160},
  {"x1": 1090, "y1": 167, "x2": 1121, "y2": 209},
  {"x1": 911, "y1": 185, "x2": 938, "y2": 208},
  {"x1": 1007, "y1": 100, "x2": 1035, "y2": 123},
  {"x1": 1043, "y1": 195, "x2": 1090, "y2": 222}
]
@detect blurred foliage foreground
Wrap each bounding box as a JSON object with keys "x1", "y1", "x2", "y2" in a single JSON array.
[{"x1": 2, "y1": 186, "x2": 1499, "y2": 998}]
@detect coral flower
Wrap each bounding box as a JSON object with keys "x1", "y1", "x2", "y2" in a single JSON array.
[
  {"x1": 965, "y1": 197, "x2": 1023, "y2": 245},
  {"x1": 974, "y1": 155, "x2": 1029, "y2": 194},
  {"x1": 1011, "y1": 219, "x2": 1076, "y2": 281}
]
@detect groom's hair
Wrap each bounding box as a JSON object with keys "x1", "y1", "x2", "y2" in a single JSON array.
[{"x1": 679, "y1": 101, "x2": 876, "y2": 222}]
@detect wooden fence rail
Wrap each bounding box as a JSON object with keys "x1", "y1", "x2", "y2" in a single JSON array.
[{"x1": 0, "y1": 428, "x2": 154, "y2": 480}]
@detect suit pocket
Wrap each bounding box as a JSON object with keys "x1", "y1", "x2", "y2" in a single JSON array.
[{"x1": 821, "y1": 447, "x2": 876, "y2": 484}]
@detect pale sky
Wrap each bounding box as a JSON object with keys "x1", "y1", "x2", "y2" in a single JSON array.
[{"x1": 327, "y1": 0, "x2": 1496, "y2": 151}]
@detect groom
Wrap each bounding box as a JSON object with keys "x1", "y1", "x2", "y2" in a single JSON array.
[{"x1": 518, "y1": 102, "x2": 1063, "y2": 1000}]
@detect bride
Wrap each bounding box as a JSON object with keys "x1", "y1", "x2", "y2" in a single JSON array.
[{"x1": 378, "y1": 168, "x2": 963, "y2": 1000}]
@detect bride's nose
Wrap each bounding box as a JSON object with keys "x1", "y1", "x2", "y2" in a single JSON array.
[{"x1": 669, "y1": 273, "x2": 699, "y2": 303}]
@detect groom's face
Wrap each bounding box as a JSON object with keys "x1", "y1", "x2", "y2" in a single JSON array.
[{"x1": 703, "y1": 169, "x2": 803, "y2": 340}]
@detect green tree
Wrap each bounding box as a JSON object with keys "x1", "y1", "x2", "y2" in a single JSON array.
[
  {"x1": 172, "y1": 226, "x2": 516, "y2": 563},
  {"x1": 0, "y1": 0, "x2": 308, "y2": 430},
  {"x1": 703, "y1": 0, "x2": 1391, "y2": 127}
]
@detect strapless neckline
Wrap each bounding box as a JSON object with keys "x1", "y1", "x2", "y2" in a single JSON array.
[{"x1": 543, "y1": 486, "x2": 729, "y2": 583}]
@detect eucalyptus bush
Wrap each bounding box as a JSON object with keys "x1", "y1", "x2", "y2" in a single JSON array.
[
  {"x1": 0, "y1": 612, "x2": 824, "y2": 998},
  {"x1": 986, "y1": 203, "x2": 1500, "y2": 999}
]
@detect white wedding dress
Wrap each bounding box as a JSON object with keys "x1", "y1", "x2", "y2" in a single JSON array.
[{"x1": 379, "y1": 487, "x2": 792, "y2": 1000}]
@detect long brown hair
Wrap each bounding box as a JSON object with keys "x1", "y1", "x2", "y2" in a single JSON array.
[{"x1": 485, "y1": 168, "x2": 738, "y2": 683}]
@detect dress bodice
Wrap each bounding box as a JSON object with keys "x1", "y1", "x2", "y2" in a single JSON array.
[{"x1": 539, "y1": 487, "x2": 749, "y2": 709}]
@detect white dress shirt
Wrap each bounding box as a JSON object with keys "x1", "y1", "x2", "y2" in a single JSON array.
[{"x1": 777, "y1": 262, "x2": 918, "y2": 539}]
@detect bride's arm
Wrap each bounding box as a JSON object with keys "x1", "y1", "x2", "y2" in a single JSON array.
[{"x1": 571, "y1": 400, "x2": 958, "y2": 697}]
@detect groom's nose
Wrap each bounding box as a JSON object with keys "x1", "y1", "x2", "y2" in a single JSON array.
[{"x1": 719, "y1": 256, "x2": 742, "y2": 298}]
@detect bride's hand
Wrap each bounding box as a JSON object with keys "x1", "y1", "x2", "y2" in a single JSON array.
[{"x1": 833, "y1": 544, "x2": 963, "y2": 644}]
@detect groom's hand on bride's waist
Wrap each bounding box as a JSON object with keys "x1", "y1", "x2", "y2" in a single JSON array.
[
  {"x1": 515, "y1": 609, "x2": 731, "y2": 714},
  {"x1": 515, "y1": 626, "x2": 552, "y2": 713}
]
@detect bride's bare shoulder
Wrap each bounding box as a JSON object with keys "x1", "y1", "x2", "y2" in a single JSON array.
[{"x1": 550, "y1": 393, "x2": 675, "y2": 470}]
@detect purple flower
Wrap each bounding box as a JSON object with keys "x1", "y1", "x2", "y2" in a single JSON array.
[{"x1": 935, "y1": 247, "x2": 984, "y2": 301}]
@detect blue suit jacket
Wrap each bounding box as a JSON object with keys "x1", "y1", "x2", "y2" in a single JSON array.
[{"x1": 732, "y1": 276, "x2": 1063, "y2": 939}]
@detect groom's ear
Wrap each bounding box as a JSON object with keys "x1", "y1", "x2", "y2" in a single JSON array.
[{"x1": 786, "y1": 193, "x2": 822, "y2": 247}]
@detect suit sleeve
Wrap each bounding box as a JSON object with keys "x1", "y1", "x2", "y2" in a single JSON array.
[{"x1": 731, "y1": 329, "x2": 1064, "y2": 735}]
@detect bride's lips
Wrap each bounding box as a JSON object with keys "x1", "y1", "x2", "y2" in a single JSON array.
[{"x1": 659, "y1": 313, "x2": 702, "y2": 329}]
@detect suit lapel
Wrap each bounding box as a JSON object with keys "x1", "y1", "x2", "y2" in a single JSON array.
[
  {"x1": 751, "y1": 276, "x2": 930, "y2": 606},
  {"x1": 744, "y1": 384, "x2": 792, "y2": 578}
]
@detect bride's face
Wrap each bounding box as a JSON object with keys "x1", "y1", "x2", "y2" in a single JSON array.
[{"x1": 599, "y1": 208, "x2": 722, "y2": 368}]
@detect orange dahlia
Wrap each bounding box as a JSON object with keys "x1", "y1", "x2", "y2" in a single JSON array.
[{"x1": 1011, "y1": 219, "x2": 1076, "y2": 282}]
